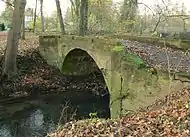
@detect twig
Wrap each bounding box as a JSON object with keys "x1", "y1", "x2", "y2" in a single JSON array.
[
  {"x1": 138, "y1": 2, "x2": 155, "y2": 16},
  {"x1": 58, "y1": 101, "x2": 70, "y2": 124},
  {"x1": 173, "y1": 49, "x2": 190, "y2": 73},
  {"x1": 163, "y1": 38, "x2": 172, "y2": 106},
  {"x1": 1, "y1": 0, "x2": 14, "y2": 8}
]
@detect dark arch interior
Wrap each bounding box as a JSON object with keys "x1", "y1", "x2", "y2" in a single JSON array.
[
  {"x1": 61, "y1": 48, "x2": 111, "y2": 119},
  {"x1": 62, "y1": 48, "x2": 101, "y2": 76}
]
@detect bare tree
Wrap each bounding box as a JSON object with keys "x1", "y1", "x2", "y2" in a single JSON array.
[
  {"x1": 70, "y1": 0, "x2": 80, "y2": 19},
  {"x1": 55, "y1": 0, "x2": 66, "y2": 34},
  {"x1": 138, "y1": 0, "x2": 170, "y2": 33},
  {"x1": 21, "y1": 11, "x2": 25, "y2": 39},
  {"x1": 152, "y1": 4, "x2": 169, "y2": 33},
  {"x1": 3, "y1": 0, "x2": 26, "y2": 78}
]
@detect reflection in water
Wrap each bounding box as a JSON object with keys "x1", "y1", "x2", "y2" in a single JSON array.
[
  {"x1": 0, "y1": 91, "x2": 110, "y2": 137},
  {"x1": 0, "y1": 109, "x2": 56, "y2": 137},
  {"x1": 0, "y1": 125, "x2": 11, "y2": 137},
  {"x1": 29, "y1": 110, "x2": 44, "y2": 128}
]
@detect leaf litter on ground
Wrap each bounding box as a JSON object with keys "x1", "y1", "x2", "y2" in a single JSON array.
[
  {"x1": 0, "y1": 34, "x2": 107, "y2": 98},
  {"x1": 47, "y1": 87, "x2": 190, "y2": 137}
]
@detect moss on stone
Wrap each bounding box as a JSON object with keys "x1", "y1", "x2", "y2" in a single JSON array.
[{"x1": 111, "y1": 43, "x2": 146, "y2": 69}]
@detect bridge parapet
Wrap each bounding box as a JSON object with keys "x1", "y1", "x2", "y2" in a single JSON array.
[
  {"x1": 39, "y1": 35, "x2": 60, "y2": 48},
  {"x1": 58, "y1": 35, "x2": 117, "y2": 52}
]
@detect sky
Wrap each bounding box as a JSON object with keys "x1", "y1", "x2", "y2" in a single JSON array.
[{"x1": 0, "y1": 0, "x2": 190, "y2": 16}]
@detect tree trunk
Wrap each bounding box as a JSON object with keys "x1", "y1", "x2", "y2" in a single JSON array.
[
  {"x1": 70, "y1": 0, "x2": 80, "y2": 31},
  {"x1": 56, "y1": 13, "x2": 59, "y2": 32},
  {"x1": 79, "y1": 0, "x2": 88, "y2": 36},
  {"x1": 70, "y1": 0, "x2": 80, "y2": 18},
  {"x1": 84, "y1": 1, "x2": 88, "y2": 34},
  {"x1": 182, "y1": 19, "x2": 186, "y2": 32},
  {"x1": 152, "y1": 17, "x2": 161, "y2": 33},
  {"x1": 21, "y1": 12, "x2": 25, "y2": 40},
  {"x1": 55, "y1": 0, "x2": 66, "y2": 35},
  {"x1": 40, "y1": 0, "x2": 45, "y2": 32},
  {"x1": 121, "y1": 0, "x2": 137, "y2": 20},
  {"x1": 33, "y1": 0, "x2": 37, "y2": 33},
  {"x1": 3, "y1": 0, "x2": 26, "y2": 78}
]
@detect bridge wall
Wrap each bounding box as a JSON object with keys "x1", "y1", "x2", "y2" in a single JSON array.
[
  {"x1": 39, "y1": 35, "x2": 60, "y2": 67},
  {"x1": 39, "y1": 35, "x2": 190, "y2": 118},
  {"x1": 39, "y1": 35, "x2": 120, "y2": 117}
]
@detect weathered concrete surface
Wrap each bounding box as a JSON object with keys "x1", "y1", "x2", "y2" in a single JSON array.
[{"x1": 39, "y1": 35, "x2": 190, "y2": 118}]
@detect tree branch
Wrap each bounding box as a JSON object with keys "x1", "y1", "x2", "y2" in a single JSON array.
[
  {"x1": 1, "y1": 0, "x2": 14, "y2": 8},
  {"x1": 138, "y1": 2, "x2": 155, "y2": 16}
]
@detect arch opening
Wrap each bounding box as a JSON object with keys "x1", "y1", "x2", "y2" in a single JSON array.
[{"x1": 61, "y1": 48, "x2": 111, "y2": 118}]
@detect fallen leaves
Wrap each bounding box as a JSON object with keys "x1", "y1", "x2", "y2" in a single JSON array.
[
  {"x1": 46, "y1": 88, "x2": 190, "y2": 137},
  {"x1": 123, "y1": 40, "x2": 190, "y2": 73},
  {"x1": 0, "y1": 34, "x2": 108, "y2": 98},
  {"x1": 0, "y1": 34, "x2": 190, "y2": 136}
]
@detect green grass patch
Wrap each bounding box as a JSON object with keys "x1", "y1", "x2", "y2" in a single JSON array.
[{"x1": 112, "y1": 43, "x2": 146, "y2": 69}]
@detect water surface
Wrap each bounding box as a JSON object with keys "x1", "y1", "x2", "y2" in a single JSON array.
[{"x1": 0, "y1": 90, "x2": 110, "y2": 137}]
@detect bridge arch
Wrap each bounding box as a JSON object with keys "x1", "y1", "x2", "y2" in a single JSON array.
[
  {"x1": 61, "y1": 48, "x2": 101, "y2": 76},
  {"x1": 60, "y1": 47, "x2": 112, "y2": 89},
  {"x1": 61, "y1": 48, "x2": 111, "y2": 116},
  {"x1": 60, "y1": 48, "x2": 111, "y2": 74}
]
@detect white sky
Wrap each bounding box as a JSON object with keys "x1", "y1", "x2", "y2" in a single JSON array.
[{"x1": 0, "y1": 0, "x2": 190, "y2": 16}]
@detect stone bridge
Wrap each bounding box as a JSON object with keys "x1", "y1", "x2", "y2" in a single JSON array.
[{"x1": 39, "y1": 35, "x2": 189, "y2": 118}]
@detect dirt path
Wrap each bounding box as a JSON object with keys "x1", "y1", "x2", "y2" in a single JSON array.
[{"x1": 123, "y1": 40, "x2": 190, "y2": 73}]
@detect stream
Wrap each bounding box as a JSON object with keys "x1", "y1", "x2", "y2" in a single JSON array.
[{"x1": 0, "y1": 87, "x2": 110, "y2": 137}]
